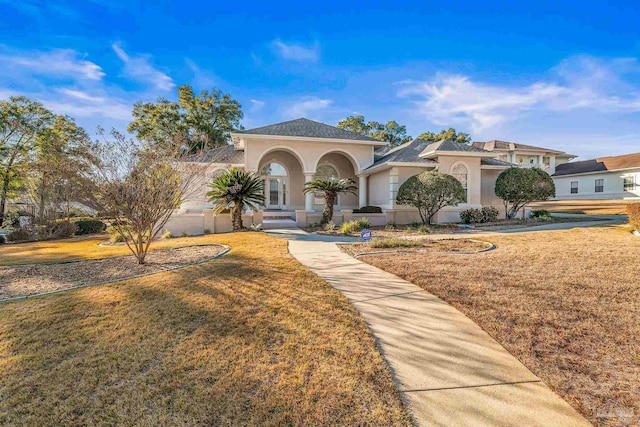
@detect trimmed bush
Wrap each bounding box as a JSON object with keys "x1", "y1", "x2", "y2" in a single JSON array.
[
  {"x1": 460, "y1": 208, "x2": 483, "y2": 224},
  {"x1": 481, "y1": 206, "x2": 499, "y2": 223},
  {"x1": 340, "y1": 218, "x2": 371, "y2": 235},
  {"x1": 353, "y1": 205, "x2": 383, "y2": 214},
  {"x1": 0, "y1": 234, "x2": 7, "y2": 245},
  {"x1": 75, "y1": 219, "x2": 106, "y2": 235},
  {"x1": 42, "y1": 221, "x2": 77, "y2": 239},
  {"x1": 324, "y1": 221, "x2": 336, "y2": 231},
  {"x1": 627, "y1": 203, "x2": 640, "y2": 231},
  {"x1": 531, "y1": 209, "x2": 550, "y2": 219}
]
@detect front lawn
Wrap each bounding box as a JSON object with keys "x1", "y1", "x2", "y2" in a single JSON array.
[
  {"x1": 355, "y1": 226, "x2": 639, "y2": 426},
  {"x1": 0, "y1": 232, "x2": 410, "y2": 426},
  {"x1": 531, "y1": 200, "x2": 633, "y2": 215}
]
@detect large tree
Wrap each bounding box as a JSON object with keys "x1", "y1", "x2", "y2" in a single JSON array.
[
  {"x1": 28, "y1": 115, "x2": 97, "y2": 224},
  {"x1": 337, "y1": 115, "x2": 412, "y2": 146},
  {"x1": 128, "y1": 84, "x2": 244, "y2": 152},
  {"x1": 0, "y1": 97, "x2": 55, "y2": 224},
  {"x1": 396, "y1": 171, "x2": 466, "y2": 225},
  {"x1": 418, "y1": 128, "x2": 471, "y2": 144},
  {"x1": 495, "y1": 167, "x2": 555, "y2": 219}
]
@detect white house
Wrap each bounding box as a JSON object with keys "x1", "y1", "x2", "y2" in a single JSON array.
[
  {"x1": 165, "y1": 118, "x2": 514, "y2": 234},
  {"x1": 471, "y1": 140, "x2": 575, "y2": 174},
  {"x1": 552, "y1": 152, "x2": 640, "y2": 200}
]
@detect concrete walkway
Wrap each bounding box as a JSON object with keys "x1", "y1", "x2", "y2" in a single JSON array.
[{"x1": 269, "y1": 228, "x2": 591, "y2": 426}]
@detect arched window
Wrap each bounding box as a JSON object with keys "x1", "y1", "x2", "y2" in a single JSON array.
[
  {"x1": 316, "y1": 164, "x2": 339, "y2": 181},
  {"x1": 451, "y1": 164, "x2": 468, "y2": 202},
  {"x1": 260, "y1": 162, "x2": 287, "y2": 176}
]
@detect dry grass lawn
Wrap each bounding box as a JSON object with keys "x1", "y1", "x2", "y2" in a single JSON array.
[
  {"x1": 532, "y1": 199, "x2": 634, "y2": 215},
  {"x1": 341, "y1": 238, "x2": 491, "y2": 257},
  {"x1": 359, "y1": 226, "x2": 639, "y2": 426},
  {"x1": 0, "y1": 232, "x2": 410, "y2": 426},
  {"x1": 0, "y1": 234, "x2": 225, "y2": 266}
]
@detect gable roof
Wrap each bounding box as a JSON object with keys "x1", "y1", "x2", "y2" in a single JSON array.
[
  {"x1": 235, "y1": 118, "x2": 381, "y2": 142},
  {"x1": 481, "y1": 158, "x2": 516, "y2": 167},
  {"x1": 553, "y1": 152, "x2": 640, "y2": 176},
  {"x1": 472, "y1": 140, "x2": 574, "y2": 156},
  {"x1": 365, "y1": 138, "x2": 437, "y2": 171}
]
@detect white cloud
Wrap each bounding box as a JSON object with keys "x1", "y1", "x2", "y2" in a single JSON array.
[
  {"x1": 282, "y1": 96, "x2": 332, "y2": 118},
  {"x1": 272, "y1": 39, "x2": 320, "y2": 62},
  {"x1": 112, "y1": 42, "x2": 174, "y2": 91},
  {"x1": 0, "y1": 48, "x2": 105, "y2": 81},
  {"x1": 250, "y1": 99, "x2": 265, "y2": 111},
  {"x1": 399, "y1": 56, "x2": 640, "y2": 133}
]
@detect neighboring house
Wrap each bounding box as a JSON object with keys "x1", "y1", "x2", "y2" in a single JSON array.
[
  {"x1": 552, "y1": 152, "x2": 640, "y2": 200},
  {"x1": 167, "y1": 118, "x2": 513, "y2": 234},
  {"x1": 472, "y1": 140, "x2": 576, "y2": 174}
]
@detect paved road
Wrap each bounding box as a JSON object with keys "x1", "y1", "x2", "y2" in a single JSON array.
[{"x1": 269, "y1": 227, "x2": 592, "y2": 426}]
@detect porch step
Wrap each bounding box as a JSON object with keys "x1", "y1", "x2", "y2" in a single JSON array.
[
  {"x1": 263, "y1": 211, "x2": 295, "y2": 220},
  {"x1": 262, "y1": 219, "x2": 297, "y2": 229}
]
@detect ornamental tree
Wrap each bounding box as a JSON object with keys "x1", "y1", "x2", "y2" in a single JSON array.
[
  {"x1": 207, "y1": 168, "x2": 265, "y2": 231},
  {"x1": 303, "y1": 178, "x2": 358, "y2": 225},
  {"x1": 495, "y1": 167, "x2": 555, "y2": 219},
  {"x1": 395, "y1": 171, "x2": 466, "y2": 225}
]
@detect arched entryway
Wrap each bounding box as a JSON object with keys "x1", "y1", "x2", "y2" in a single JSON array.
[
  {"x1": 314, "y1": 152, "x2": 359, "y2": 210},
  {"x1": 257, "y1": 150, "x2": 305, "y2": 210}
]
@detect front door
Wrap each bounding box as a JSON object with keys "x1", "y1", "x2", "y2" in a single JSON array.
[{"x1": 266, "y1": 178, "x2": 286, "y2": 209}]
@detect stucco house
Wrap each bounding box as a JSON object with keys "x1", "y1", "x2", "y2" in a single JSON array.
[
  {"x1": 552, "y1": 152, "x2": 640, "y2": 200},
  {"x1": 471, "y1": 140, "x2": 576, "y2": 175},
  {"x1": 166, "y1": 118, "x2": 514, "y2": 234}
]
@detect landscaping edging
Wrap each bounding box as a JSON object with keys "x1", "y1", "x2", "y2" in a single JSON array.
[{"x1": 0, "y1": 244, "x2": 231, "y2": 303}]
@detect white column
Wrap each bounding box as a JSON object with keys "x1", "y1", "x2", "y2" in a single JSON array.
[
  {"x1": 549, "y1": 156, "x2": 556, "y2": 175},
  {"x1": 538, "y1": 155, "x2": 544, "y2": 168},
  {"x1": 389, "y1": 167, "x2": 399, "y2": 209},
  {"x1": 304, "y1": 173, "x2": 314, "y2": 211},
  {"x1": 358, "y1": 175, "x2": 368, "y2": 208},
  {"x1": 511, "y1": 152, "x2": 517, "y2": 164}
]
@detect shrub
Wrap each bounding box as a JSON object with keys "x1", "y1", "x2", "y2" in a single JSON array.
[
  {"x1": 181, "y1": 231, "x2": 189, "y2": 237},
  {"x1": 0, "y1": 234, "x2": 7, "y2": 245},
  {"x1": 627, "y1": 203, "x2": 640, "y2": 231},
  {"x1": 203, "y1": 228, "x2": 212, "y2": 235},
  {"x1": 369, "y1": 238, "x2": 421, "y2": 248},
  {"x1": 481, "y1": 206, "x2": 499, "y2": 223},
  {"x1": 385, "y1": 222, "x2": 397, "y2": 230},
  {"x1": 460, "y1": 208, "x2": 483, "y2": 224},
  {"x1": 107, "y1": 226, "x2": 127, "y2": 243},
  {"x1": 7, "y1": 227, "x2": 36, "y2": 242},
  {"x1": 530, "y1": 209, "x2": 550, "y2": 218},
  {"x1": 495, "y1": 167, "x2": 555, "y2": 219},
  {"x1": 533, "y1": 215, "x2": 553, "y2": 222},
  {"x1": 41, "y1": 221, "x2": 77, "y2": 240},
  {"x1": 353, "y1": 205, "x2": 383, "y2": 214},
  {"x1": 340, "y1": 219, "x2": 370, "y2": 235},
  {"x1": 417, "y1": 224, "x2": 430, "y2": 234},
  {"x1": 162, "y1": 231, "x2": 174, "y2": 239},
  {"x1": 75, "y1": 219, "x2": 106, "y2": 235},
  {"x1": 324, "y1": 221, "x2": 336, "y2": 231},
  {"x1": 396, "y1": 171, "x2": 466, "y2": 224}
]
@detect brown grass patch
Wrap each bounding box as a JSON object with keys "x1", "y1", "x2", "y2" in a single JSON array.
[
  {"x1": 0, "y1": 234, "x2": 227, "y2": 266},
  {"x1": 341, "y1": 238, "x2": 491, "y2": 257},
  {"x1": 0, "y1": 232, "x2": 410, "y2": 426},
  {"x1": 359, "y1": 226, "x2": 640, "y2": 426},
  {"x1": 532, "y1": 200, "x2": 634, "y2": 215}
]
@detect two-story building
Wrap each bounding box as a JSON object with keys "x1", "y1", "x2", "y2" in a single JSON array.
[{"x1": 471, "y1": 140, "x2": 576, "y2": 175}]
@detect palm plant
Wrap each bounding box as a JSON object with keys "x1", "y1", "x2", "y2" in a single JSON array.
[
  {"x1": 207, "y1": 168, "x2": 265, "y2": 230},
  {"x1": 303, "y1": 178, "x2": 358, "y2": 225}
]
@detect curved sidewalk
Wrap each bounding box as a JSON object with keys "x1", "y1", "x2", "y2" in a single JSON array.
[{"x1": 271, "y1": 228, "x2": 591, "y2": 426}]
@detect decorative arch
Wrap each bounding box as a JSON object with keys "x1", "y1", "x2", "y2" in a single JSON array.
[
  {"x1": 313, "y1": 149, "x2": 361, "y2": 174},
  {"x1": 254, "y1": 145, "x2": 308, "y2": 173}
]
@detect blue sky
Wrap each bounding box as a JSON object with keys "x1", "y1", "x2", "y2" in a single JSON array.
[{"x1": 2, "y1": 0, "x2": 640, "y2": 159}]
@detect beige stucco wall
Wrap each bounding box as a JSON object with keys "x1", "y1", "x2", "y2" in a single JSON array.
[
  {"x1": 180, "y1": 163, "x2": 235, "y2": 211},
  {"x1": 435, "y1": 155, "x2": 482, "y2": 206},
  {"x1": 368, "y1": 169, "x2": 391, "y2": 207}
]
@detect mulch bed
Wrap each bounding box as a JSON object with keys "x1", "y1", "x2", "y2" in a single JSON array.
[{"x1": 0, "y1": 245, "x2": 227, "y2": 300}]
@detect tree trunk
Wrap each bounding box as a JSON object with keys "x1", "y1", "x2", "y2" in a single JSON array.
[
  {"x1": 0, "y1": 179, "x2": 9, "y2": 226},
  {"x1": 232, "y1": 203, "x2": 243, "y2": 230},
  {"x1": 322, "y1": 192, "x2": 335, "y2": 225},
  {"x1": 136, "y1": 234, "x2": 146, "y2": 264}
]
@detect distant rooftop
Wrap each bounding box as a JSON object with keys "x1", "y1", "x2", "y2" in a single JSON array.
[
  {"x1": 472, "y1": 140, "x2": 575, "y2": 157},
  {"x1": 553, "y1": 152, "x2": 640, "y2": 176},
  {"x1": 235, "y1": 118, "x2": 381, "y2": 142}
]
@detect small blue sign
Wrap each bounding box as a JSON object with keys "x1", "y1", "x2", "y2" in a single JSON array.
[{"x1": 361, "y1": 229, "x2": 373, "y2": 242}]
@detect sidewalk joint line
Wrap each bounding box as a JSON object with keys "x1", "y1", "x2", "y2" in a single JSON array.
[
  {"x1": 403, "y1": 379, "x2": 541, "y2": 393},
  {"x1": 353, "y1": 290, "x2": 426, "y2": 303}
]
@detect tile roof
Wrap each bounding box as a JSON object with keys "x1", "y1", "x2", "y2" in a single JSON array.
[
  {"x1": 236, "y1": 118, "x2": 380, "y2": 142},
  {"x1": 553, "y1": 152, "x2": 640, "y2": 176}
]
